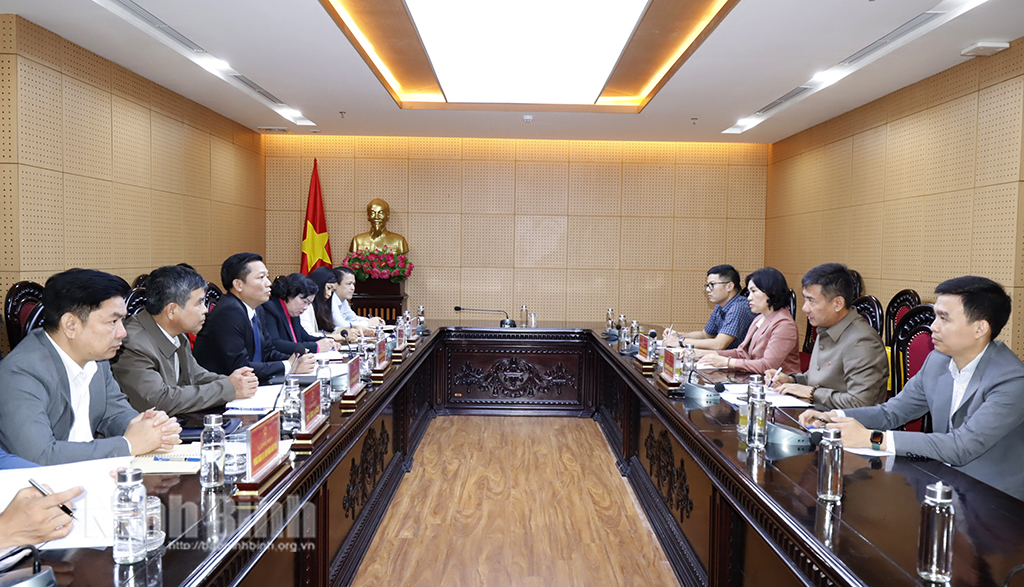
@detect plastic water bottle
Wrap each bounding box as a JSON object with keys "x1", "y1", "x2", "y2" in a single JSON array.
[
  {"x1": 200, "y1": 414, "x2": 225, "y2": 488},
  {"x1": 683, "y1": 344, "x2": 697, "y2": 372},
  {"x1": 817, "y1": 428, "x2": 843, "y2": 501},
  {"x1": 317, "y1": 358, "x2": 333, "y2": 414},
  {"x1": 917, "y1": 481, "x2": 955, "y2": 583},
  {"x1": 747, "y1": 385, "x2": 768, "y2": 449},
  {"x1": 282, "y1": 379, "x2": 302, "y2": 433},
  {"x1": 112, "y1": 468, "x2": 147, "y2": 563}
]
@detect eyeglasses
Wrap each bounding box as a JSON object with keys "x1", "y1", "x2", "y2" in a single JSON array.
[{"x1": 704, "y1": 281, "x2": 730, "y2": 291}]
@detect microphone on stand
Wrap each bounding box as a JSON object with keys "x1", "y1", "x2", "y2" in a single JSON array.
[{"x1": 453, "y1": 306, "x2": 516, "y2": 328}]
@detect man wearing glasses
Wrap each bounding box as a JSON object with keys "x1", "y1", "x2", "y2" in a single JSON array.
[{"x1": 665, "y1": 264, "x2": 755, "y2": 350}]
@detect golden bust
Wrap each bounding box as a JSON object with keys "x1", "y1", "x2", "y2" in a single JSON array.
[{"x1": 349, "y1": 198, "x2": 409, "y2": 254}]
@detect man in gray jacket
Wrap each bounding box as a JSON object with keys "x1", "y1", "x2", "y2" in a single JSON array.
[
  {"x1": 112, "y1": 265, "x2": 258, "y2": 415},
  {"x1": 800, "y1": 276, "x2": 1024, "y2": 500}
]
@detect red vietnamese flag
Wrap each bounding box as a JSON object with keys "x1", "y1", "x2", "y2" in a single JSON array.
[{"x1": 300, "y1": 159, "x2": 333, "y2": 275}]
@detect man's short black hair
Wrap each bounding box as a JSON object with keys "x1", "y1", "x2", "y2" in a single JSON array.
[
  {"x1": 746, "y1": 267, "x2": 791, "y2": 313},
  {"x1": 801, "y1": 263, "x2": 856, "y2": 308},
  {"x1": 146, "y1": 265, "x2": 207, "y2": 315},
  {"x1": 221, "y1": 252, "x2": 263, "y2": 292},
  {"x1": 271, "y1": 273, "x2": 319, "y2": 301},
  {"x1": 707, "y1": 264, "x2": 741, "y2": 291},
  {"x1": 334, "y1": 266, "x2": 355, "y2": 279},
  {"x1": 935, "y1": 276, "x2": 1011, "y2": 339},
  {"x1": 42, "y1": 269, "x2": 130, "y2": 332}
]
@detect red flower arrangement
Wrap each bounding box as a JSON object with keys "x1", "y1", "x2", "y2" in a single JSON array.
[{"x1": 341, "y1": 246, "x2": 414, "y2": 283}]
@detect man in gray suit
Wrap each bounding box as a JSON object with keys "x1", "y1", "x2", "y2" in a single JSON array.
[
  {"x1": 800, "y1": 276, "x2": 1024, "y2": 500},
  {"x1": 0, "y1": 269, "x2": 181, "y2": 465},
  {"x1": 112, "y1": 265, "x2": 258, "y2": 415}
]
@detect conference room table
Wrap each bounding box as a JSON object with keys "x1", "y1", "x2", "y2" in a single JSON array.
[{"x1": 28, "y1": 322, "x2": 1024, "y2": 587}]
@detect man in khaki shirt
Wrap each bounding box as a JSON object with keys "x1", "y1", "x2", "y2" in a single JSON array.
[{"x1": 769, "y1": 263, "x2": 888, "y2": 409}]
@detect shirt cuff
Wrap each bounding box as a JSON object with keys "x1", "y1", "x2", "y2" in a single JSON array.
[
  {"x1": 282, "y1": 360, "x2": 291, "y2": 374},
  {"x1": 885, "y1": 431, "x2": 896, "y2": 454},
  {"x1": 124, "y1": 436, "x2": 132, "y2": 455}
]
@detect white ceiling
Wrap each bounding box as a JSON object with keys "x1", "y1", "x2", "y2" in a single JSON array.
[{"x1": 2, "y1": 0, "x2": 1022, "y2": 143}]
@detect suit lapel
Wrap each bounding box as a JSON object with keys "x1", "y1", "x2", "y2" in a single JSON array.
[
  {"x1": 37, "y1": 330, "x2": 75, "y2": 434},
  {"x1": 950, "y1": 346, "x2": 995, "y2": 427},
  {"x1": 932, "y1": 368, "x2": 954, "y2": 433}
]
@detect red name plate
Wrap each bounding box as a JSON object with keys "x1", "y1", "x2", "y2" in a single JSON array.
[
  {"x1": 638, "y1": 334, "x2": 650, "y2": 362},
  {"x1": 348, "y1": 355, "x2": 360, "y2": 390},
  {"x1": 302, "y1": 381, "x2": 321, "y2": 429},
  {"x1": 377, "y1": 339, "x2": 388, "y2": 365},
  {"x1": 247, "y1": 410, "x2": 281, "y2": 479},
  {"x1": 663, "y1": 347, "x2": 676, "y2": 381}
]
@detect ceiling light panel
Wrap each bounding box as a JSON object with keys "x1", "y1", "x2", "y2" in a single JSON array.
[{"x1": 405, "y1": 0, "x2": 649, "y2": 104}]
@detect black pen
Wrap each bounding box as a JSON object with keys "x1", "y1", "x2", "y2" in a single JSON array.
[{"x1": 27, "y1": 478, "x2": 76, "y2": 519}]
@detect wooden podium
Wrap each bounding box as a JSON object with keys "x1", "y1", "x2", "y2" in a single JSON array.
[{"x1": 351, "y1": 278, "x2": 407, "y2": 324}]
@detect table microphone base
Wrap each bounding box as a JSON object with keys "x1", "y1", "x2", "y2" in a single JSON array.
[{"x1": 500, "y1": 319, "x2": 516, "y2": 328}]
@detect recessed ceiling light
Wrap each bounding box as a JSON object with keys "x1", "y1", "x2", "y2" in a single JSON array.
[{"x1": 961, "y1": 41, "x2": 1009, "y2": 56}]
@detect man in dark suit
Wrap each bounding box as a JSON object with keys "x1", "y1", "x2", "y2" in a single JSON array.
[
  {"x1": 0, "y1": 269, "x2": 182, "y2": 465},
  {"x1": 801, "y1": 276, "x2": 1024, "y2": 500},
  {"x1": 112, "y1": 265, "x2": 259, "y2": 415},
  {"x1": 194, "y1": 253, "x2": 315, "y2": 383}
]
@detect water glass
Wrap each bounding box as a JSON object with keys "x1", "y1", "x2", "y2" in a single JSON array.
[
  {"x1": 224, "y1": 431, "x2": 249, "y2": 477},
  {"x1": 145, "y1": 496, "x2": 164, "y2": 551}
]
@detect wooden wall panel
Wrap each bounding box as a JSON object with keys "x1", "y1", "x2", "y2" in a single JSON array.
[
  {"x1": 17, "y1": 56, "x2": 62, "y2": 171},
  {"x1": 566, "y1": 270, "x2": 619, "y2": 321},
  {"x1": 516, "y1": 162, "x2": 567, "y2": 215},
  {"x1": 463, "y1": 160, "x2": 515, "y2": 214},
  {"x1": 676, "y1": 165, "x2": 727, "y2": 217},
  {"x1": 0, "y1": 164, "x2": 17, "y2": 270},
  {"x1": 408, "y1": 137, "x2": 461, "y2": 160},
  {"x1": 513, "y1": 269, "x2": 566, "y2": 322},
  {"x1": 408, "y1": 213, "x2": 460, "y2": 267},
  {"x1": 516, "y1": 139, "x2": 568, "y2": 161},
  {"x1": 567, "y1": 216, "x2": 619, "y2": 269},
  {"x1": 0, "y1": 56, "x2": 15, "y2": 164},
  {"x1": 569, "y1": 163, "x2": 621, "y2": 216},
  {"x1": 678, "y1": 142, "x2": 729, "y2": 166},
  {"x1": 976, "y1": 77, "x2": 1023, "y2": 187},
  {"x1": 570, "y1": 140, "x2": 622, "y2": 163}
]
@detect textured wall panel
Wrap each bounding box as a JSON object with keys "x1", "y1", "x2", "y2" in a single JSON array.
[
  {"x1": 567, "y1": 216, "x2": 619, "y2": 269},
  {"x1": 15, "y1": 17, "x2": 61, "y2": 71},
  {"x1": 725, "y1": 218, "x2": 765, "y2": 273},
  {"x1": 881, "y1": 197, "x2": 923, "y2": 281},
  {"x1": 926, "y1": 94, "x2": 977, "y2": 194},
  {"x1": 265, "y1": 135, "x2": 301, "y2": 158},
  {"x1": 354, "y1": 159, "x2": 408, "y2": 213},
  {"x1": 979, "y1": 37, "x2": 1024, "y2": 89},
  {"x1": 181, "y1": 195, "x2": 211, "y2": 267},
  {"x1": 887, "y1": 79, "x2": 930, "y2": 122},
  {"x1": 461, "y1": 214, "x2": 513, "y2": 267},
  {"x1": 515, "y1": 216, "x2": 566, "y2": 268},
  {"x1": 462, "y1": 138, "x2": 514, "y2": 160},
  {"x1": 324, "y1": 212, "x2": 354, "y2": 259},
  {"x1": 64, "y1": 174, "x2": 112, "y2": 267},
  {"x1": 150, "y1": 190, "x2": 183, "y2": 266},
  {"x1": 0, "y1": 164, "x2": 16, "y2": 270},
  {"x1": 851, "y1": 126, "x2": 886, "y2": 204},
  {"x1": 459, "y1": 268, "x2": 513, "y2": 320},
  {"x1": 18, "y1": 166, "x2": 62, "y2": 270},
  {"x1": 971, "y1": 183, "x2": 1018, "y2": 285},
  {"x1": 568, "y1": 163, "x2": 621, "y2": 216},
  {"x1": 63, "y1": 77, "x2": 111, "y2": 180},
  {"x1": 516, "y1": 161, "x2": 567, "y2": 215},
  {"x1": 922, "y1": 190, "x2": 972, "y2": 281},
  {"x1": 0, "y1": 56, "x2": 15, "y2": 163},
  {"x1": 672, "y1": 271, "x2": 713, "y2": 325},
  {"x1": 233, "y1": 124, "x2": 258, "y2": 153},
  {"x1": 17, "y1": 57, "x2": 62, "y2": 171},
  {"x1": 265, "y1": 157, "x2": 302, "y2": 211},
  {"x1": 355, "y1": 136, "x2": 407, "y2": 159},
  {"x1": 569, "y1": 140, "x2": 622, "y2": 162},
  {"x1": 111, "y1": 64, "x2": 151, "y2": 108},
  {"x1": 622, "y1": 164, "x2": 673, "y2": 217},
  {"x1": 113, "y1": 183, "x2": 151, "y2": 268},
  {"x1": 884, "y1": 111, "x2": 928, "y2": 200},
  {"x1": 516, "y1": 139, "x2": 568, "y2": 161},
  {"x1": 462, "y1": 160, "x2": 514, "y2": 214},
  {"x1": 406, "y1": 266, "x2": 460, "y2": 321},
  {"x1": 513, "y1": 269, "x2": 566, "y2": 322},
  {"x1": 408, "y1": 213, "x2": 460, "y2": 266},
  {"x1": 410, "y1": 159, "x2": 461, "y2": 213},
  {"x1": 0, "y1": 15, "x2": 15, "y2": 54},
  {"x1": 210, "y1": 137, "x2": 235, "y2": 204},
  {"x1": 846, "y1": 203, "x2": 883, "y2": 279},
  {"x1": 182, "y1": 100, "x2": 214, "y2": 135},
  {"x1": 729, "y1": 143, "x2": 768, "y2": 166},
  {"x1": 845, "y1": 98, "x2": 889, "y2": 136},
  {"x1": 62, "y1": 41, "x2": 110, "y2": 91},
  {"x1": 620, "y1": 216, "x2": 672, "y2": 270},
  {"x1": 150, "y1": 83, "x2": 184, "y2": 122},
  {"x1": 928, "y1": 59, "x2": 978, "y2": 107},
  {"x1": 207, "y1": 112, "x2": 235, "y2": 143},
  {"x1": 618, "y1": 270, "x2": 672, "y2": 323},
  {"x1": 265, "y1": 210, "x2": 302, "y2": 266},
  {"x1": 677, "y1": 142, "x2": 729, "y2": 166},
  {"x1": 727, "y1": 166, "x2": 767, "y2": 218},
  {"x1": 112, "y1": 96, "x2": 151, "y2": 188},
  {"x1": 302, "y1": 134, "x2": 353, "y2": 159},
  {"x1": 976, "y1": 77, "x2": 1023, "y2": 187},
  {"x1": 673, "y1": 217, "x2": 726, "y2": 272},
  {"x1": 623, "y1": 141, "x2": 674, "y2": 164},
  {"x1": 818, "y1": 208, "x2": 850, "y2": 268},
  {"x1": 151, "y1": 113, "x2": 184, "y2": 194},
  {"x1": 676, "y1": 165, "x2": 727, "y2": 217},
  {"x1": 566, "y1": 269, "x2": 619, "y2": 321},
  {"x1": 182, "y1": 124, "x2": 211, "y2": 198},
  {"x1": 301, "y1": 157, "x2": 354, "y2": 212},
  {"x1": 818, "y1": 139, "x2": 853, "y2": 211},
  {"x1": 408, "y1": 136, "x2": 460, "y2": 160}
]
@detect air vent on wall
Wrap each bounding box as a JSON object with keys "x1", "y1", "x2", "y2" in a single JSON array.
[
  {"x1": 257, "y1": 127, "x2": 292, "y2": 133},
  {"x1": 839, "y1": 12, "x2": 941, "y2": 66},
  {"x1": 756, "y1": 86, "x2": 812, "y2": 116}
]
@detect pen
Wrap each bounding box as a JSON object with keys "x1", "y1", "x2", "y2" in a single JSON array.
[
  {"x1": 27, "y1": 478, "x2": 76, "y2": 519},
  {"x1": 153, "y1": 456, "x2": 200, "y2": 462}
]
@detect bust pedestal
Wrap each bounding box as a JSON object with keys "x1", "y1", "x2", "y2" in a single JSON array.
[{"x1": 351, "y1": 279, "x2": 407, "y2": 324}]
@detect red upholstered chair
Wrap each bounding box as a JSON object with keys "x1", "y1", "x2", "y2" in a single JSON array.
[
  {"x1": 884, "y1": 289, "x2": 921, "y2": 347},
  {"x1": 204, "y1": 282, "x2": 223, "y2": 312},
  {"x1": 787, "y1": 289, "x2": 796, "y2": 319},
  {"x1": 891, "y1": 304, "x2": 935, "y2": 432},
  {"x1": 125, "y1": 287, "x2": 148, "y2": 316},
  {"x1": 850, "y1": 295, "x2": 883, "y2": 337},
  {"x1": 4, "y1": 281, "x2": 45, "y2": 349}
]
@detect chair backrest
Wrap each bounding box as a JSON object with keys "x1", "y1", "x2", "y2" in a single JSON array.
[
  {"x1": 884, "y1": 289, "x2": 921, "y2": 346},
  {"x1": 205, "y1": 282, "x2": 223, "y2": 311},
  {"x1": 787, "y1": 289, "x2": 796, "y2": 319},
  {"x1": 131, "y1": 273, "x2": 149, "y2": 289},
  {"x1": 849, "y1": 269, "x2": 863, "y2": 300},
  {"x1": 4, "y1": 281, "x2": 45, "y2": 349},
  {"x1": 851, "y1": 295, "x2": 883, "y2": 337},
  {"x1": 802, "y1": 318, "x2": 817, "y2": 355},
  {"x1": 126, "y1": 287, "x2": 148, "y2": 316},
  {"x1": 891, "y1": 304, "x2": 935, "y2": 394},
  {"x1": 23, "y1": 303, "x2": 45, "y2": 339}
]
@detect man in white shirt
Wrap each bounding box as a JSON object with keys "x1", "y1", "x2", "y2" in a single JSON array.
[
  {"x1": 331, "y1": 266, "x2": 384, "y2": 335},
  {"x1": 799, "y1": 276, "x2": 1024, "y2": 499},
  {"x1": 0, "y1": 269, "x2": 182, "y2": 465}
]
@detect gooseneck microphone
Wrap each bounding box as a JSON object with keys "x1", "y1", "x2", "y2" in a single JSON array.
[{"x1": 453, "y1": 306, "x2": 516, "y2": 328}]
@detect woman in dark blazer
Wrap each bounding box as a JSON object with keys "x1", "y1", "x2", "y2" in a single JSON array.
[{"x1": 260, "y1": 273, "x2": 336, "y2": 355}]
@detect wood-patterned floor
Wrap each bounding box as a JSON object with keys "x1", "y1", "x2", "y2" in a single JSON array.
[{"x1": 351, "y1": 416, "x2": 679, "y2": 587}]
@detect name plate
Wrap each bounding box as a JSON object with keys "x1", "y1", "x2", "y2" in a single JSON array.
[
  {"x1": 662, "y1": 347, "x2": 683, "y2": 383},
  {"x1": 376, "y1": 339, "x2": 390, "y2": 368},
  {"x1": 348, "y1": 355, "x2": 361, "y2": 390},
  {"x1": 301, "y1": 381, "x2": 322, "y2": 430},
  {"x1": 247, "y1": 410, "x2": 281, "y2": 480},
  {"x1": 638, "y1": 334, "x2": 650, "y2": 362}
]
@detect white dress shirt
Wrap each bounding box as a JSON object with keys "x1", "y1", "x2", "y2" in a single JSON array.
[
  {"x1": 44, "y1": 333, "x2": 96, "y2": 443},
  {"x1": 331, "y1": 294, "x2": 368, "y2": 330},
  {"x1": 298, "y1": 304, "x2": 320, "y2": 337}
]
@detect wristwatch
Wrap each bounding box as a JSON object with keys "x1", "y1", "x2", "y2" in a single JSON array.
[{"x1": 870, "y1": 430, "x2": 884, "y2": 451}]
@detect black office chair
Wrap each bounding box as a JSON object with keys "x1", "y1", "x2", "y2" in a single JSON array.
[
  {"x1": 884, "y1": 289, "x2": 921, "y2": 347},
  {"x1": 850, "y1": 295, "x2": 883, "y2": 337},
  {"x1": 126, "y1": 287, "x2": 148, "y2": 316}
]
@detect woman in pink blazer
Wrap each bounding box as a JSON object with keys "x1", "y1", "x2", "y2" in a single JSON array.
[{"x1": 697, "y1": 267, "x2": 800, "y2": 374}]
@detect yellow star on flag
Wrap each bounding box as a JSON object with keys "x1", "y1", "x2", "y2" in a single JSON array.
[{"x1": 301, "y1": 220, "x2": 332, "y2": 272}]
